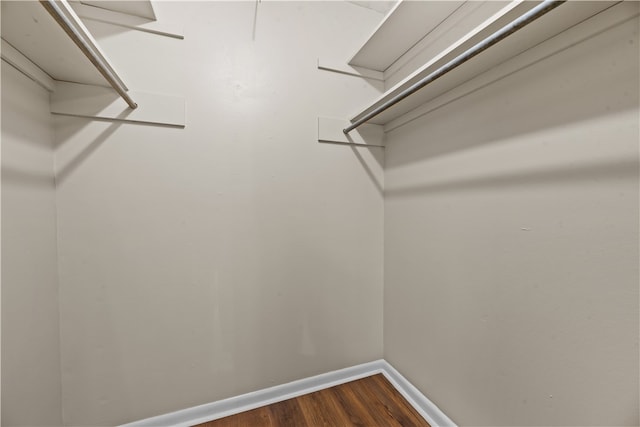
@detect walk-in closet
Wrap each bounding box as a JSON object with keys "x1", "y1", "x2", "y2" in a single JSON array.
[{"x1": 2, "y1": 1, "x2": 638, "y2": 426}]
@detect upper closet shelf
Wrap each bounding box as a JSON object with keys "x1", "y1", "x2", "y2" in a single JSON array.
[
  {"x1": 347, "y1": 0, "x2": 621, "y2": 132},
  {"x1": 349, "y1": 0, "x2": 465, "y2": 72},
  {"x1": 1, "y1": 0, "x2": 134, "y2": 108},
  {"x1": 1, "y1": 0, "x2": 186, "y2": 126},
  {"x1": 2, "y1": 0, "x2": 111, "y2": 87}
]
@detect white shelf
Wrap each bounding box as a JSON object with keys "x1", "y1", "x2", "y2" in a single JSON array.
[
  {"x1": 1, "y1": 0, "x2": 112, "y2": 87},
  {"x1": 348, "y1": 0, "x2": 465, "y2": 72},
  {"x1": 1, "y1": 0, "x2": 186, "y2": 127},
  {"x1": 349, "y1": 0, "x2": 622, "y2": 129}
]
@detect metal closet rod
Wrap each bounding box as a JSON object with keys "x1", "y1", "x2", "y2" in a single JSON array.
[
  {"x1": 40, "y1": 0, "x2": 138, "y2": 109},
  {"x1": 343, "y1": 0, "x2": 565, "y2": 134}
]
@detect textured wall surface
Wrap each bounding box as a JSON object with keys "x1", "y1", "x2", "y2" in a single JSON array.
[
  {"x1": 53, "y1": 2, "x2": 385, "y2": 425},
  {"x1": 1, "y1": 62, "x2": 63, "y2": 426},
  {"x1": 384, "y1": 7, "x2": 639, "y2": 426}
]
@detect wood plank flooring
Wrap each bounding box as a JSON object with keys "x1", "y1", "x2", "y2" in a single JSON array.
[{"x1": 194, "y1": 374, "x2": 430, "y2": 427}]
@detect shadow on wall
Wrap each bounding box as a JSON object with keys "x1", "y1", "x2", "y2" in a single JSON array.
[
  {"x1": 1, "y1": 166, "x2": 55, "y2": 189},
  {"x1": 54, "y1": 119, "x2": 123, "y2": 184},
  {"x1": 385, "y1": 157, "x2": 638, "y2": 198},
  {"x1": 351, "y1": 145, "x2": 384, "y2": 196},
  {"x1": 385, "y1": 15, "x2": 639, "y2": 169},
  {"x1": 54, "y1": 113, "x2": 180, "y2": 185},
  {"x1": 1, "y1": 78, "x2": 55, "y2": 189}
]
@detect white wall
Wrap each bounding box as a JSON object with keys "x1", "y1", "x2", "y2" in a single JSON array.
[
  {"x1": 6, "y1": 2, "x2": 637, "y2": 426},
  {"x1": 53, "y1": 2, "x2": 384, "y2": 425},
  {"x1": 384, "y1": 8, "x2": 639, "y2": 427},
  {"x1": 1, "y1": 62, "x2": 63, "y2": 426}
]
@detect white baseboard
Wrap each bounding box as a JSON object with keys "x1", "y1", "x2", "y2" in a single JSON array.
[
  {"x1": 380, "y1": 361, "x2": 456, "y2": 427},
  {"x1": 119, "y1": 359, "x2": 456, "y2": 427}
]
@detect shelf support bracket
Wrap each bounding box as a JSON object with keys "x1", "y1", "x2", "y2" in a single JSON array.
[{"x1": 318, "y1": 117, "x2": 384, "y2": 147}]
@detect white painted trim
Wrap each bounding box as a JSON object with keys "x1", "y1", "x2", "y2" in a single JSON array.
[
  {"x1": 0, "y1": 38, "x2": 55, "y2": 92},
  {"x1": 318, "y1": 117, "x2": 385, "y2": 147},
  {"x1": 317, "y1": 58, "x2": 384, "y2": 81},
  {"x1": 380, "y1": 361, "x2": 456, "y2": 427},
  {"x1": 119, "y1": 359, "x2": 456, "y2": 427},
  {"x1": 119, "y1": 360, "x2": 386, "y2": 427}
]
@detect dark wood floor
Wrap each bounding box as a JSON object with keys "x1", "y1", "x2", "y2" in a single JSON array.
[{"x1": 194, "y1": 374, "x2": 430, "y2": 427}]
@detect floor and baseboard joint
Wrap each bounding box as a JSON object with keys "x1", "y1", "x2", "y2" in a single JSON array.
[{"x1": 119, "y1": 359, "x2": 456, "y2": 427}]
